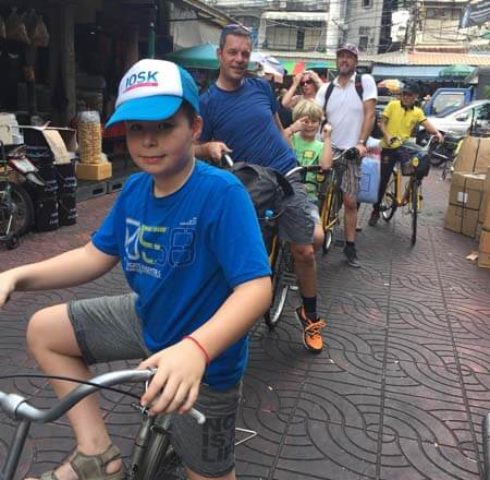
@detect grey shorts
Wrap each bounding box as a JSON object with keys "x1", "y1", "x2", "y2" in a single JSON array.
[
  {"x1": 278, "y1": 175, "x2": 316, "y2": 244},
  {"x1": 68, "y1": 293, "x2": 240, "y2": 477}
]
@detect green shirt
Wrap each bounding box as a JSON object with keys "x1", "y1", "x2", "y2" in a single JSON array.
[{"x1": 291, "y1": 133, "x2": 323, "y2": 199}]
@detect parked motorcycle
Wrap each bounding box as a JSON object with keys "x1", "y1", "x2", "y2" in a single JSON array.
[
  {"x1": 0, "y1": 142, "x2": 45, "y2": 249},
  {"x1": 428, "y1": 132, "x2": 465, "y2": 180}
]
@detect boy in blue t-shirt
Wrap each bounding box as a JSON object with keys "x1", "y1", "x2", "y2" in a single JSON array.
[{"x1": 0, "y1": 59, "x2": 271, "y2": 480}]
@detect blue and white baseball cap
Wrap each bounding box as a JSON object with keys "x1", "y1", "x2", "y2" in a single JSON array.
[{"x1": 105, "y1": 59, "x2": 200, "y2": 127}]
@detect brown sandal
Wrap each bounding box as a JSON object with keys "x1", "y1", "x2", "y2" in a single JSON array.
[{"x1": 38, "y1": 445, "x2": 125, "y2": 480}]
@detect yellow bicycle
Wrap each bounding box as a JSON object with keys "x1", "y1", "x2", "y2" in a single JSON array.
[
  {"x1": 318, "y1": 146, "x2": 360, "y2": 254},
  {"x1": 380, "y1": 141, "x2": 430, "y2": 246}
]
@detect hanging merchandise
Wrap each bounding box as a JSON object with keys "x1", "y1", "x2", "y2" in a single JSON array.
[
  {"x1": 0, "y1": 15, "x2": 6, "y2": 39},
  {"x1": 5, "y1": 8, "x2": 30, "y2": 44},
  {"x1": 29, "y1": 13, "x2": 50, "y2": 48}
]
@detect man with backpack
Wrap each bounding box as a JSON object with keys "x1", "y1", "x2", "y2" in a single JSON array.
[{"x1": 315, "y1": 44, "x2": 377, "y2": 268}]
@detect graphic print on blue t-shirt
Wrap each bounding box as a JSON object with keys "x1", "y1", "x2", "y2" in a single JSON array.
[
  {"x1": 91, "y1": 162, "x2": 271, "y2": 390},
  {"x1": 199, "y1": 77, "x2": 296, "y2": 175},
  {"x1": 124, "y1": 216, "x2": 196, "y2": 278}
]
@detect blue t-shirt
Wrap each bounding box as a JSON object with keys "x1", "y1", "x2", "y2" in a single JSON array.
[
  {"x1": 199, "y1": 78, "x2": 297, "y2": 175},
  {"x1": 92, "y1": 161, "x2": 271, "y2": 390}
]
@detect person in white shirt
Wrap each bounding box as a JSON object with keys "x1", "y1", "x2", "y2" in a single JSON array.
[{"x1": 315, "y1": 43, "x2": 377, "y2": 268}]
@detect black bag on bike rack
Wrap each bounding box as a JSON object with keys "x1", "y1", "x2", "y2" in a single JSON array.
[
  {"x1": 230, "y1": 162, "x2": 294, "y2": 219},
  {"x1": 230, "y1": 162, "x2": 294, "y2": 255}
]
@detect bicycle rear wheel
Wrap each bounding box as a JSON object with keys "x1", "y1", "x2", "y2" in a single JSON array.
[
  {"x1": 0, "y1": 181, "x2": 34, "y2": 236},
  {"x1": 264, "y1": 242, "x2": 289, "y2": 330},
  {"x1": 410, "y1": 179, "x2": 419, "y2": 246},
  {"x1": 380, "y1": 177, "x2": 397, "y2": 222}
]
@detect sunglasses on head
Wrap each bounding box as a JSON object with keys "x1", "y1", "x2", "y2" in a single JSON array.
[{"x1": 222, "y1": 23, "x2": 252, "y2": 36}]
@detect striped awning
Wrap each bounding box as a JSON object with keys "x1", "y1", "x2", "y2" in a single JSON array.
[{"x1": 371, "y1": 65, "x2": 444, "y2": 80}]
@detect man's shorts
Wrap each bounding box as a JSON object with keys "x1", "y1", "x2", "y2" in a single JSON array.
[
  {"x1": 278, "y1": 174, "x2": 316, "y2": 244},
  {"x1": 333, "y1": 149, "x2": 361, "y2": 199},
  {"x1": 68, "y1": 293, "x2": 240, "y2": 478}
]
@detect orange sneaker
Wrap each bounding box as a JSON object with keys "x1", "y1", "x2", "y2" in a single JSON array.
[{"x1": 295, "y1": 306, "x2": 326, "y2": 353}]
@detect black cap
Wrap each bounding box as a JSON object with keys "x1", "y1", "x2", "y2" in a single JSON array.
[{"x1": 402, "y1": 82, "x2": 419, "y2": 95}]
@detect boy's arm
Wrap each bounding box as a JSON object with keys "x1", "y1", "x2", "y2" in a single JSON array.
[
  {"x1": 319, "y1": 123, "x2": 333, "y2": 170},
  {"x1": 0, "y1": 241, "x2": 118, "y2": 305},
  {"x1": 140, "y1": 276, "x2": 271, "y2": 414},
  {"x1": 379, "y1": 116, "x2": 392, "y2": 145}
]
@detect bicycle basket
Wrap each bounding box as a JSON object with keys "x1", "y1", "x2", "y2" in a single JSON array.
[{"x1": 399, "y1": 145, "x2": 430, "y2": 179}]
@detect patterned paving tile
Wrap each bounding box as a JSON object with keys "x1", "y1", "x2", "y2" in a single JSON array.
[{"x1": 1, "y1": 169, "x2": 490, "y2": 480}]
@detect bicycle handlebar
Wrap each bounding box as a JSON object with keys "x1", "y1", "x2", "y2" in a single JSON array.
[{"x1": 0, "y1": 368, "x2": 206, "y2": 425}]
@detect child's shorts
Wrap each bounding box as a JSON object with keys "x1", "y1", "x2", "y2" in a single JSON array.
[{"x1": 68, "y1": 293, "x2": 241, "y2": 477}]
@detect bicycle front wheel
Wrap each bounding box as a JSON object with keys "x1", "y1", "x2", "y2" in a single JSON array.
[
  {"x1": 320, "y1": 185, "x2": 341, "y2": 254},
  {"x1": 264, "y1": 242, "x2": 289, "y2": 330},
  {"x1": 380, "y1": 177, "x2": 397, "y2": 222},
  {"x1": 136, "y1": 420, "x2": 181, "y2": 479},
  {"x1": 410, "y1": 179, "x2": 419, "y2": 246},
  {"x1": 0, "y1": 181, "x2": 34, "y2": 236}
]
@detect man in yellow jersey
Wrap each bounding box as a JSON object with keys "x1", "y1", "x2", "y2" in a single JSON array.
[{"x1": 368, "y1": 82, "x2": 443, "y2": 226}]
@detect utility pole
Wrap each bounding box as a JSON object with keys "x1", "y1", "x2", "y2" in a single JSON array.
[{"x1": 407, "y1": 0, "x2": 420, "y2": 52}]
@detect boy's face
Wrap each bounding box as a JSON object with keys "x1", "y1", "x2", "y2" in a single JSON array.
[
  {"x1": 126, "y1": 109, "x2": 202, "y2": 179},
  {"x1": 401, "y1": 91, "x2": 418, "y2": 108},
  {"x1": 300, "y1": 117, "x2": 320, "y2": 140}
]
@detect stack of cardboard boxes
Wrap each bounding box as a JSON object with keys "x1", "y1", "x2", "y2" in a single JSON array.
[
  {"x1": 445, "y1": 136, "x2": 490, "y2": 268},
  {"x1": 478, "y1": 172, "x2": 490, "y2": 268}
]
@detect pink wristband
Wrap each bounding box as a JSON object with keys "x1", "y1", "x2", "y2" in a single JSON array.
[{"x1": 183, "y1": 335, "x2": 210, "y2": 365}]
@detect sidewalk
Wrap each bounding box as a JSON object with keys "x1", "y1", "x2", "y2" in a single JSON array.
[{"x1": 1, "y1": 168, "x2": 489, "y2": 479}]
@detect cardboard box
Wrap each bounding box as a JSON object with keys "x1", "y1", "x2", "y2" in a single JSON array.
[
  {"x1": 75, "y1": 161, "x2": 112, "y2": 181},
  {"x1": 482, "y1": 167, "x2": 490, "y2": 230},
  {"x1": 454, "y1": 136, "x2": 479, "y2": 173},
  {"x1": 449, "y1": 171, "x2": 486, "y2": 209},
  {"x1": 480, "y1": 228, "x2": 490, "y2": 251},
  {"x1": 445, "y1": 171, "x2": 487, "y2": 237},
  {"x1": 477, "y1": 137, "x2": 490, "y2": 174},
  {"x1": 478, "y1": 228, "x2": 490, "y2": 268},
  {"x1": 454, "y1": 137, "x2": 490, "y2": 174},
  {"x1": 479, "y1": 252, "x2": 490, "y2": 268},
  {"x1": 20, "y1": 125, "x2": 77, "y2": 165}
]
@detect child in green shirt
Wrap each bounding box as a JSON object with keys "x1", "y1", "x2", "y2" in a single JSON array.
[{"x1": 285, "y1": 99, "x2": 332, "y2": 249}]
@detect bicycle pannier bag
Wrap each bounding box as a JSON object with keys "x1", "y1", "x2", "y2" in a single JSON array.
[{"x1": 230, "y1": 162, "x2": 294, "y2": 219}]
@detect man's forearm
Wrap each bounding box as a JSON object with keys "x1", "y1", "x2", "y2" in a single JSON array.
[
  {"x1": 194, "y1": 143, "x2": 210, "y2": 160},
  {"x1": 360, "y1": 110, "x2": 375, "y2": 142}
]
